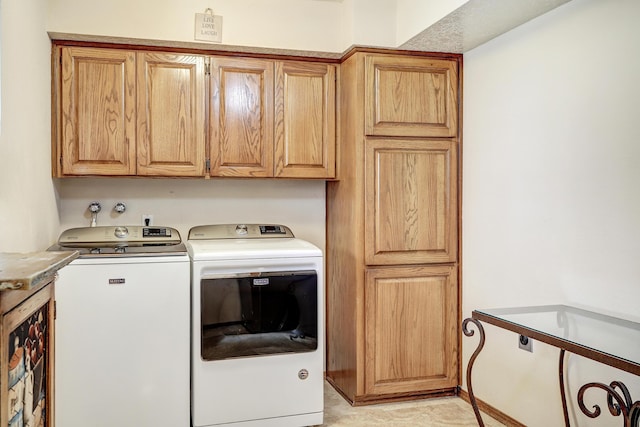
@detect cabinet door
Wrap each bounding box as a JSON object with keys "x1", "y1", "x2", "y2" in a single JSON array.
[
  {"x1": 59, "y1": 47, "x2": 136, "y2": 175},
  {"x1": 364, "y1": 266, "x2": 458, "y2": 396},
  {"x1": 210, "y1": 57, "x2": 274, "y2": 177},
  {"x1": 365, "y1": 139, "x2": 457, "y2": 265},
  {"x1": 274, "y1": 61, "x2": 336, "y2": 178},
  {"x1": 365, "y1": 55, "x2": 458, "y2": 138},
  {"x1": 137, "y1": 52, "x2": 207, "y2": 176},
  {"x1": 1, "y1": 285, "x2": 54, "y2": 427}
]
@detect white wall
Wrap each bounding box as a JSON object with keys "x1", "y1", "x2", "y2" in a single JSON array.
[
  {"x1": 47, "y1": 0, "x2": 348, "y2": 52},
  {"x1": 46, "y1": 0, "x2": 465, "y2": 53},
  {"x1": 345, "y1": 0, "x2": 397, "y2": 48},
  {"x1": 0, "y1": 0, "x2": 60, "y2": 253},
  {"x1": 395, "y1": 0, "x2": 467, "y2": 45},
  {"x1": 462, "y1": 0, "x2": 640, "y2": 425},
  {"x1": 55, "y1": 178, "x2": 327, "y2": 254}
]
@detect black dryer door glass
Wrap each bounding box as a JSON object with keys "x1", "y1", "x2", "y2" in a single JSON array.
[{"x1": 200, "y1": 270, "x2": 317, "y2": 360}]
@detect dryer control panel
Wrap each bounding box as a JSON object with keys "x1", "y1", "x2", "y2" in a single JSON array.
[{"x1": 188, "y1": 224, "x2": 295, "y2": 240}]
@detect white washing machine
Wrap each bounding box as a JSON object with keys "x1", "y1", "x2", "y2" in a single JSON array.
[
  {"x1": 49, "y1": 226, "x2": 191, "y2": 427},
  {"x1": 187, "y1": 224, "x2": 324, "y2": 427}
]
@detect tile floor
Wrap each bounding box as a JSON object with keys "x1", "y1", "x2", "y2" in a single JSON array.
[{"x1": 321, "y1": 382, "x2": 505, "y2": 427}]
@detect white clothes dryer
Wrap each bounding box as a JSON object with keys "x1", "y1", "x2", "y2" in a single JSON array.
[{"x1": 187, "y1": 224, "x2": 324, "y2": 427}]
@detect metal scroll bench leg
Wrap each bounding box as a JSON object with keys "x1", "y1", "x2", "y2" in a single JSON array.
[
  {"x1": 560, "y1": 348, "x2": 640, "y2": 427},
  {"x1": 463, "y1": 318, "x2": 486, "y2": 427},
  {"x1": 559, "y1": 349, "x2": 571, "y2": 427}
]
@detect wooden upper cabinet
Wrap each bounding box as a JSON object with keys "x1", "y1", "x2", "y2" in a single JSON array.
[
  {"x1": 364, "y1": 265, "x2": 458, "y2": 395},
  {"x1": 365, "y1": 55, "x2": 458, "y2": 138},
  {"x1": 209, "y1": 57, "x2": 274, "y2": 177},
  {"x1": 58, "y1": 47, "x2": 136, "y2": 175},
  {"x1": 365, "y1": 138, "x2": 457, "y2": 265},
  {"x1": 54, "y1": 42, "x2": 337, "y2": 179},
  {"x1": 274, "y1": 61, "x2": 336, "y2": 178},
  {"x1": 136, "y1": 52, "x2": 207, "y2": 176}
]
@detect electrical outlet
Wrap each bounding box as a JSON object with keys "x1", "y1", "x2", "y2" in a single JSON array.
[
  {"x1": 519, "y1": 335, "x2": 533, "y2": 352},
  {"x1": 142, "y1": 215, "x2": 154, "y2": 226}
]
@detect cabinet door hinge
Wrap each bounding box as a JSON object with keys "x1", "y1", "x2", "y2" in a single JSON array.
[
  {"x1": 54, "y1": 300, "x2": 57, "y2": 320},
  {"x1": 205, "y1": 158, "x2": 210, "y2": 171},
  {"x1": 205, "y1": 58, "x2": 211, "y2": 76}
]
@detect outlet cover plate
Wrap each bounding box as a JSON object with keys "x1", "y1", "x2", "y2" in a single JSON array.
[{"x1": 519, "y1": 335, "x2": 533, "y2": 352}]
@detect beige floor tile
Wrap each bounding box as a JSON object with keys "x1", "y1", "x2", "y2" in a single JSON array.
[{"x1": 321, "y1": 381, "x2": 504, "y2": 427}]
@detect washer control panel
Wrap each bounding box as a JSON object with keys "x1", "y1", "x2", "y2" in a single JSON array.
[{"x1": 56, "y1": 226, "x2": 180, "y2": 247}]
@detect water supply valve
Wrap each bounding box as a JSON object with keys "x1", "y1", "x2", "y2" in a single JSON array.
[
  {"x1": 88, "y1": 202, "x2": 101, "y2": 227},
  {"x1": 114, "y1": 202, "x2": 126, "y2": 214}
]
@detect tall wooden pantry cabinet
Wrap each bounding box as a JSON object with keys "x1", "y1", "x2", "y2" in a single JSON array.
[{"x1": 326, "y1": 48, "x2": 462, "y2": 404}]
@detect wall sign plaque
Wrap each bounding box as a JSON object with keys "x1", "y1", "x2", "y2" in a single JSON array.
[{"x1": 195, "y1": 9, "x2": 223, "y2": 43}]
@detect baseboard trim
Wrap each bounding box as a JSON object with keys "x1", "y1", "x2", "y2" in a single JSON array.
[
  {"x1": 325, "y1": 377, "x2": 457, "y2": 406},
  {"x1": 458, "y1": 388, "x2": 526, "y2": 427}
]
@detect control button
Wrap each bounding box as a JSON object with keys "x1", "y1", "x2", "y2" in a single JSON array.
[
  {"x1": 260, "y1": 225, "x2": 285, "y2": 234},
  {"x1": 298, "y1": 369, "x2": 309, "y2": 380},
  {"x1": 143, "y1": 227, "x2": 169, "y2": 237},
  {"x1": 114, "y1": 226, "x2": 129, "y2": 238},
  {"x1": 235, "y1": 224, "x2": 248, "y2": 235}
]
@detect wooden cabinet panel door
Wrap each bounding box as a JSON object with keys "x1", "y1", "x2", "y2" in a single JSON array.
[
  {"x1": 59, "y1": 47, "x2": 136, "y2": 175},
  {"x1": 210, "y1": 58, "x2": 274, "y2": 177},
  {"x1": 136, "y1": 52, "x2": 206, "y2": 176},
  {"x1": 274, "y1": 61, "x2": 336, "y2": 178},
  {"x1": 1, "y1": 285, "x2": 55, "y2": 427},
  {"x1": 365, "y1": 139, "x2": 457, "y2": 265},
  {"x1": 365, "y1": 55, "x2": 458, "y2": 138},
  {"x1": 364, "y1": 266, "x2": 458, "y2": 396}
]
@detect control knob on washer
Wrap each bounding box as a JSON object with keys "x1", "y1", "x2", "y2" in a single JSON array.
[
  {"x1": 114, "y1": 226, "x2": 129, "y2": 238},
  {"x1": 235, "y1": 224, "x2": 248, "y2": 235}
]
